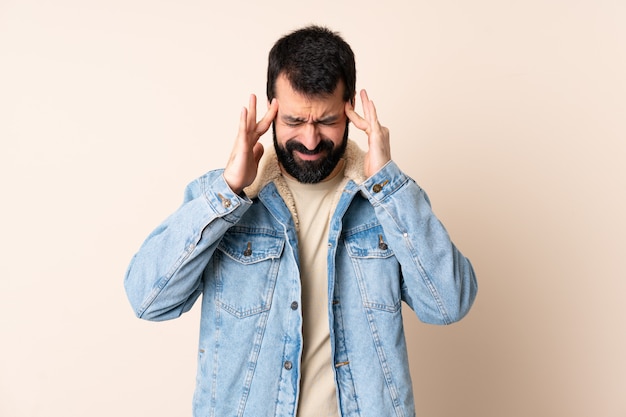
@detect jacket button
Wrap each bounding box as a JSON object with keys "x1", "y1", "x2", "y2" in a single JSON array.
[
  {"x1": 284, "y1": 361, "x2": 293, "y2": 370},
  {"x1": 372, "y1": 179, "x2": 389, "y2": 193},
  {"x1": 290, "y1": 301, "x2": 298, "y2": 310},
  {"x1": 217, "y1": 193, "x2": 232, "y2": 208}
]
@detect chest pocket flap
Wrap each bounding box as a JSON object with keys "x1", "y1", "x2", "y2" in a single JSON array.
[
  {"x1": 218, "y1": 230, "x2": 284, "y2": 263},
  {"x1": 344, "y1": 223, "x2": 394, "y2": 259}
]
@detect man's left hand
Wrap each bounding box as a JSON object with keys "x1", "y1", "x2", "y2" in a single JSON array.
[{"x1": 345, "y1": 89, "x2": 391, "y2": 178}]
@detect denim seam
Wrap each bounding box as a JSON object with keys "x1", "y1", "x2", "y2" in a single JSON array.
[
  {"x1": 137, "y1": 238, "x2": 196, "y2": 317},
  {"x1": 350, "y1": 256, "x2": 404, "y2": 416},
  {"x1": 329, "y1": 293, "x2": 362, "y2": 416},
  {"x1": 236, "y1": 309, "x2": 271, "y2": 417},
  {"x1": 364, "y1": 308, "x2": 405, "y2": 417},
  {"x1": 376, "y1": 192, "x2": 452, "y2": 324},
  {"x1": 210, "y1": 298, "x2": 221, "y2": 417},
  {"x1": 401, "y1": 232, "x2": 452, "y2": 325}
]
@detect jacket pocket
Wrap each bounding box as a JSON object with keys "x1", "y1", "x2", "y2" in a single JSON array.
[
  {"x1": 343, "y1": 222, "x2": 401, "y2": 312},
  {"x1": 215, "y1": 228, "x2": 284, "y2": 318}
]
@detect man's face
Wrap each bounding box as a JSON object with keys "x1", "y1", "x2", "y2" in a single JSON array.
[{"x1": 273, "y1": 74, "x2": 349, "y2": 183}]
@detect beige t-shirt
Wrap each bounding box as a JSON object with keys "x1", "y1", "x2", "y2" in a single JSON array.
[{"x1": 283, "y1": 167, "x2": 345, "y2": 417}]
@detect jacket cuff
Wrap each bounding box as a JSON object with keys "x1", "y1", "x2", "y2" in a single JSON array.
[
  {"x1": 203, "y1": 172, "x2": 252, "y2": 222},
  {"x1": 360, "y1": 160, "x2": 410, "y2": 204}
]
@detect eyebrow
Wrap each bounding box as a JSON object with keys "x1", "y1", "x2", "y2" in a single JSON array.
[
  {"x1": 281, "y1": 114, "x2": 341, "y2": 124},
  {"x1": 281, "y1": 115, "x2": 307, "y2": 124}
]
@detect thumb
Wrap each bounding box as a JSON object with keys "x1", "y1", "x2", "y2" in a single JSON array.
[{"x1": 252, "y1": 142, "x2": 265, "y2": 164}]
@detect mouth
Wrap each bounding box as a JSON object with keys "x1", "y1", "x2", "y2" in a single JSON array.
[
  {"x1": 294, "y1": 149, "x2": 326, "y2": 161},
  {"x1": 284, "y1": 138, "x2": 334, "y2": 165}
]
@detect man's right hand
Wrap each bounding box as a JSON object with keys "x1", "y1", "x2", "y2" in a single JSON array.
[{"x1": 223, "y1": 94, "x2": 278, "y2": 194}]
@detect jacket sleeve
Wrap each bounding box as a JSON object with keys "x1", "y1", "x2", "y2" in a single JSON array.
[
  {"x1": 359, "y1": 161, "x2": 478, "y2": 325},
  {"x1": 124, "y1": 170, "x2": 252, "y2": 321}
]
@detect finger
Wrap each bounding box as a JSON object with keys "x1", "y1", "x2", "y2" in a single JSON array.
[
  {"x1": 360, "y1": 89, "x2": 380, "y2": 126},
  {"x1": 366, "y1": 99, "x2": 380, "y2": 128},
  {"x1": 345, "y1": 101, "x2": 369, "y2": 131},
  {"x1": 256, "y1": 98, "x2": 278, "y2": 134},
  {"x1": 237, "y1": 106, "x2": 248, "y2": 142},
  {"x1": 252, "y1": 142, "x2": 265, "y2": 163},
  {"x1": 359, "y1": 89, "x2": 371, "y2": 121},
  {"x1": 247, "y1": 94, "x2": 257, "y2": 132}
]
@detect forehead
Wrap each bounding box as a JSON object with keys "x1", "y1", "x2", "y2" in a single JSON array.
[{"x1": 275, "y1": 75, "x2": 345, "y2": 117}]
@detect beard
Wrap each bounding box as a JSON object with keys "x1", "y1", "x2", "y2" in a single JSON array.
[{"x1": 273, "y1": 121, "x2": 349, "y2": 184}]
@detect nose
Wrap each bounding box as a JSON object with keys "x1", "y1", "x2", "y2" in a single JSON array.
[{"x1": 300, "y1": 122, "x2": 321, "y2": 151}]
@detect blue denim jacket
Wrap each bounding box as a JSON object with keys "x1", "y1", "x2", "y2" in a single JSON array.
[{"x1": 125, "y1": 141, "x2": 477, "y2": 417}]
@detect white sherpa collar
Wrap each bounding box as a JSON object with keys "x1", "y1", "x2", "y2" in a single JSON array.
[{"x1": 243, "y1": 139, "x2": 367, "y2": 230}]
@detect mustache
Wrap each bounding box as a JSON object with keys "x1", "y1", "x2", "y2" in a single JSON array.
[{"x1": 284, "y1": 139, "x2": 334, "y2": 155}]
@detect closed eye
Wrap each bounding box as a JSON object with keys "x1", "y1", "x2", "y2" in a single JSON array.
[
  {"x1": 285, "y1": 122, "x2": 303, "y2": 127},
  {"x1": 281, "y1": 115, "x2": 305, "y2": 125},
  {"x1": 316, "y1": 115, "x2": 341, "y2": 127},
  {"x1": 280, "y1": 115, "x2": 342, "y2": 127}
]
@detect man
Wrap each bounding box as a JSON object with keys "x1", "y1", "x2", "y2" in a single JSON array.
[{"x1": 125, "y1": 25, "x2": 477, "y2": 417}]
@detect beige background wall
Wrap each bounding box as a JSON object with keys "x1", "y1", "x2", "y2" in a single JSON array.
[{"x1": 1, "y1": 0, "x2": 624, "y2": 416}]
